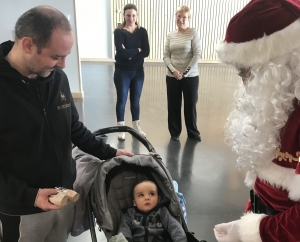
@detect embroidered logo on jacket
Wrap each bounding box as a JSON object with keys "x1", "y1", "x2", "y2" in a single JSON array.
[
  {"x1": 133, "y1": 214, "x2": 143, "y2": 225},
  {"x1": 57, "y1": 103, "x2": 70, "y2": 110},
  {"x1": 60, "y1": 92, "x2": 66, "y2": 101},
  {"x1": 148, "y1": 214, "x2": 163, "y2": 228},
  {"x1": 57, "y1": 91, "x2": 70, "y2": 110},
  {"x1": 133, "y1": 213, "x2": 163, "y2": 228}
]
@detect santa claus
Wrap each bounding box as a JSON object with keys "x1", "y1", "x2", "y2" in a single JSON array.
[{"x1": 214, "y1": 0, "x2": 300, "y2": 241}]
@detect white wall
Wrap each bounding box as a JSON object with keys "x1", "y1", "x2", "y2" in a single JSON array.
[
  {"x1": 76, "y1": 0, "x2": 250, "y2": 61},
  {"x1": 75, "y1": 0, "x2": 112, "y2": 59},
  {"x1": 0, "y1": 0, "x2": 82, "y2": 95}
]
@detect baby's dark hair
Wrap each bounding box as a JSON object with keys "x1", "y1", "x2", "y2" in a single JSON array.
[{"x1": 132, "y1": 180, "x2": 161, "y2": 197}]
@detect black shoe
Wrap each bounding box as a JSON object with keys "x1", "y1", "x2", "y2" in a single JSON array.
[
  {"x1": 171, "y1": 136, "x2": 179, "y2": 141},
  {"x1": 188, "y1": 135, "x2": 201, "y2": 141}
]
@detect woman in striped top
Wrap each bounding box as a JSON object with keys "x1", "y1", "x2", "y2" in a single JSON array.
[{"x1": 163, "y1": 5, "x2": 202, "y2": 142}]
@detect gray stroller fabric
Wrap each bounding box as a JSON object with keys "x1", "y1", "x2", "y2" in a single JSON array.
[
  {"x1": 90, "y1": 154, "x2": 183, "y2": 240},
  {"x1": 71, "y1": 134, "x2": 109, "y2": 236},
  {"x1": 71, "y1": 147, "x2": 104, "y2": 236}
]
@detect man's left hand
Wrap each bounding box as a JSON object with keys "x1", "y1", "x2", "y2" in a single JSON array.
[{"x1": 116, "y1": 149, "x2": 134, "y2": 157}]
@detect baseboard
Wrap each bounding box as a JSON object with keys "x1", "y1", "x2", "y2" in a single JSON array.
[
  {"x1": 72, "y1": 92, "x2": 84, "y2": 98},
  {"x1": 81, "y1": 58, "x2": 114, "y2": 62},
  {"x1": 80, "y1": 58, "x2": 226, "y2": 66}
]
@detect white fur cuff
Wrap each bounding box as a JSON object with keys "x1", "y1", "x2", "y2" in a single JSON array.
[
  {"x1": 238, "y1": 213, "x2": 266, "y2": 242},
  {"x1": 288, "y1": 175, "x2": 300, "y2": 201},
  {"x1": 255, "y1": 162, "x2": 300, "y2": 202}
]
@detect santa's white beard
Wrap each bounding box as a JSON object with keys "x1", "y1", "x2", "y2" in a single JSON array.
[{"x1": 225, "y1": 50, "x2": 300, "y2": 170}]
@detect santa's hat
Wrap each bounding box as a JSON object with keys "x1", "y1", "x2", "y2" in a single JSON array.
[{"x1": 216, "y1": 0, "x2": 300, "y2": 68}]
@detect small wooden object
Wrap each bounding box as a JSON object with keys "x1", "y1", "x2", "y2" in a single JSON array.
[
  {"x1": 65, "y1": 189, "x2": 80, "y2": 202},
  {"x1": 48, "y1": 188, "x2": 80, "y2": 206},
  {"x1": 49, "y1": 193, "x2": 68, "y2": 206}
]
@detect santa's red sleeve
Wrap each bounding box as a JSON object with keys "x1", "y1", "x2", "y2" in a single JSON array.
[{"x1": 238, "y1": 204, "x2": 300, "y2": 242}]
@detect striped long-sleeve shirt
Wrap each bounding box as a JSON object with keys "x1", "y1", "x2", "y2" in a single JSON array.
[{"x1": 163, "y1": 28, "x2": 202, "y2": 77}]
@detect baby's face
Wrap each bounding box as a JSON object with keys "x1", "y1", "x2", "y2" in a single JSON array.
[{"x1": 133, "y1": 181, "x2": 160, "y2": 212}]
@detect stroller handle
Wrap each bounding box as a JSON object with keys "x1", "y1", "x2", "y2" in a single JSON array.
[{"x1": 93, "y1": 126, "x2": 156, "y2": 153}]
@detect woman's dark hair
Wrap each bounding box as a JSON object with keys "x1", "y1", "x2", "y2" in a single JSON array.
[
  {"x1": 115, "y1": 3, "x2": 140, "y2": 30},
  {"x1": 15, "y1": 6, "x2": 71, "y2": 53}
]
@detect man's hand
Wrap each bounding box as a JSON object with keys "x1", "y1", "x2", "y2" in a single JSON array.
[
  {"x1": 116, "y1": 149, "x2": 134, "y2": 157},
  {"x1": 34, "y1": 188, "x2": 63, "y2": 211},
  {"x1": 172, "y1": 70, "x2": 183, "y2": 80},
  {"x1": 214, "y1": 220, "x2": 241, "y2": 242}
]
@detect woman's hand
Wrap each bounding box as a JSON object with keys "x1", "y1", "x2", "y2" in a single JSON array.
[
  {"x1": 122, "y1": 44, "x2": 141, "y2": 53},
  {"x1": 173, "y1": 70, "x2": 183, "y2": 80}
]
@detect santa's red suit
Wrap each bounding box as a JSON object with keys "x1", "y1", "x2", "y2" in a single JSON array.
[
  {"x1": 254, "y1": 102, "x2": 300, "y2": 241},
  {"x1": 214, "y1": 0, "x2": 300, "y2": 242}
]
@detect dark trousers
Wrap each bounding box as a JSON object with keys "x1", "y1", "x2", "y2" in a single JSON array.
[
  {"x1": 166, "y1": 75, "x2": 200, "y2": 137},
  {"x1": 0, "y1": 213, "x2": 20, "y2": 242},
  {"x1": 114, "y1": 68, "x2": 144, "y2": 122}
]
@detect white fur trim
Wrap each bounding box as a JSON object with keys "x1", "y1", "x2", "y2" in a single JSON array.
[
  {"x1": 215, "y1": 19, "x2": 300, "y2": 67},
  {"x1": 287, "y1": 175, "x2": 300, "y2": 201},
  {"x1": 244, "y1": 171, "x2": 257, "y2": 189},
  {"x1": 238, "y1": 213, "x2": 266, "y2": 242},
  {"x1": 255, "y1": 162, "x2": 300, "y2": 201}
]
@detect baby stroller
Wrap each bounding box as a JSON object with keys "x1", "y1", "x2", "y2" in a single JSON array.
[{"x1": 72, "y1": 126, "x2": 207, "y2": 242}]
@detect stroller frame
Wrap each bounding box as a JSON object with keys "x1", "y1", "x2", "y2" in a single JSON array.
[{"x1": 79, "y1": 126, "x2": 205, "y2": 242}]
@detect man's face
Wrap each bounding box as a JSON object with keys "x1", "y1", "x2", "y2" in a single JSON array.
[
  {"x1": 133, "y1": 181, "x2": 160, "y2": 212},
  {"x1": 26, "y1": 29, "x2": 74, "y2": 78}
]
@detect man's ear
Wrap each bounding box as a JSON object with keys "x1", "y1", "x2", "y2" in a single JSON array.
[
  {"x1": 133, "y1": 200, "x2": 136, "y2": 206},
  {"x1": 22, "y1": 37, "x2": 34, "y2": 54}
]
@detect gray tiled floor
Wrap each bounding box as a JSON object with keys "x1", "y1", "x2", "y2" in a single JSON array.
[{"x1": 69, "y1": 62, "x2": 248, "y2": 242}]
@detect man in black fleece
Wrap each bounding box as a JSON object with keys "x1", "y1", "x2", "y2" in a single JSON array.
[{"x1": 0, "y1": 5, "x2": 133, "y2": 242}]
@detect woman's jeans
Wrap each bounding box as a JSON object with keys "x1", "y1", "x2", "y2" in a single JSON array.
[{"x1": 114, "y1": 69, "x2": 144, "y2": 122}]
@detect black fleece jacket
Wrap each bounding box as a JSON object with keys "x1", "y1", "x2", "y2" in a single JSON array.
[
  {"x1": 114, "y1": 27, "x2": 150, "y2": 71},
  {"x1": 0, "y1": 41, "x2": 117, "y2": 215}
]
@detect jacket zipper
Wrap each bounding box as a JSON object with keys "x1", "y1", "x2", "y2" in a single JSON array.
[
  {"x1": 142, "y1": 214, "x2": 148, "y2": 242},
  {"x1": 36, "y1": 85, "x2": 62, "y2": 186}
]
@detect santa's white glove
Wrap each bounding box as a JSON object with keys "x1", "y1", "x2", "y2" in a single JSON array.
[{"x1": 214, "y1": 220, "x2": 241, "y2": 242}]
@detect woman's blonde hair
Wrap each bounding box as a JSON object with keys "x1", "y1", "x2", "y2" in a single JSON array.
[
  {"x1": 115, "y1": 3, "x2": 140, "y2": 30},
  {"x1": 176, "y1": 5, "x2": 191, "y2": 19}
]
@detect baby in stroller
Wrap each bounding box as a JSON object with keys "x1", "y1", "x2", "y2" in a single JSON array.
[
  {"x1": 118, "y1": 180, "x2": 187, "y2": 242},
  {"x1": 72, "y1": 127, "x2": 207, "y2": 242}
]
